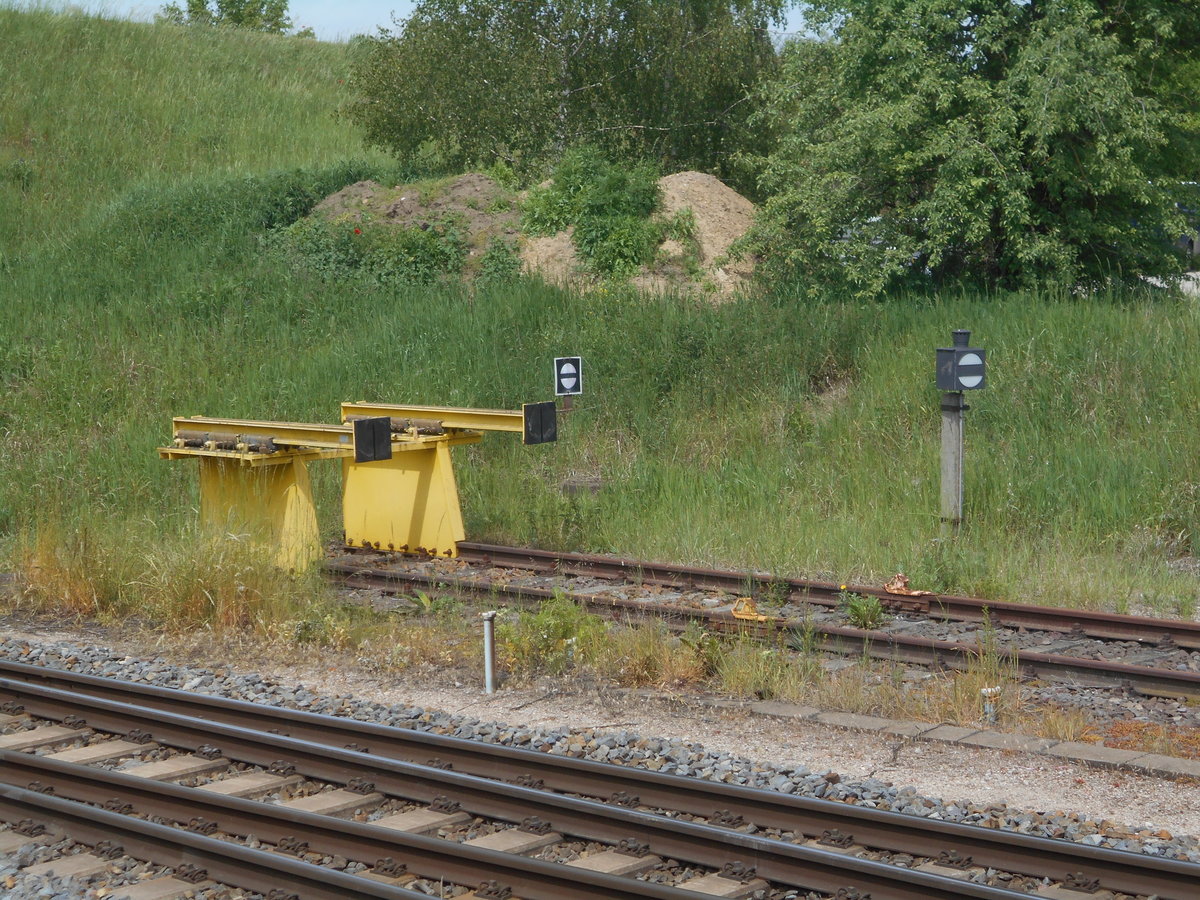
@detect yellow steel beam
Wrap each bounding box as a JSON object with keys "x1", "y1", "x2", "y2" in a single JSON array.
[
  {"x1": 159, "y1": 447, "x2": 345, "y2": 466},
  {"x1": 340, "y1": 402, "x2": 524, "y2": 434},
  {"x1": 171, "y1": 416, "x2": 356, "y2": 451}
]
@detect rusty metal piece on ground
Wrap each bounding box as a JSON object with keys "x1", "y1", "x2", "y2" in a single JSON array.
[
  {"x1": 268, "y1": 760, "x2": 296, "y2": 776},
  {"x1": 1063, "y1": 873, "x2": 1101, "y2": 892},
  {"x1": 616, "y1": 838, "x2": 650, "y2": 857},
  {"x1": 277, "y1": 835, "x2": 309, "y2": 855},
  {"x1": 937, "y1": 849, "x2": 973, "y2": 869},
  {"x1": 731, "y1": 597, "x2": 773, "y2": 622},
  {"x1": 711, "y1": 810, "x2": 746, "y2": 828},
  {"x1": 346, "y1": 776, "x2": 376, "y2": 795},
  {"x1": 719, "y1": 861, "x2": 758, "y2": 883},
  {"x1": 62, "y1": 714, "x2": 87, "y2": 729},
  {"x1": 883, "y1": 573, "x2": 932, "y2": 596},
  {"x1": 15, "y1": 819, "x2": 45, "y2": 837},
  {"x1": 430, "y1": 795, "x2": 461, "y2": 813},
  {"x1": 187, "y1": 817, "x2": 218, "y2": 836},
  {"x1": 520, "y1": 816, "x2": 553, "y2": 835},
  {"x1": 93, "y1": 840, "x2": 124, "y2": 859},
  {"x1": 126, "y1": 728, "x2": 153, "y2": 744},
  {"x1": 196, "y1": 743, "x2": 222, "y2": 759},
  {"x1": 103, "y1": 799, "x2": 133, "y2": 815},
  {"x1": 475, "y1": 881, "x2": 514, "y2": 900},
  {"x1": 176, "y1": 863, "x2": 209, "y2": 884},
  {"x1": 610, "y1": 791, "x2": 640, "y2": 807},
  {"x1": 819, "y1": 829, "x2": 854, "y2": 848},
  {"x1": 374, "y1": 857, "x2": 408, "y2": 877}
]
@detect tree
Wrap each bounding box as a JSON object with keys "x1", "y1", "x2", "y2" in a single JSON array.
[
  {"x1": 343, "y1": 1, "x2": 785, "y2": 181},
  {"x1": 750, "y1": 1, "x2": 1200, "y2": 294},
  {"x1": 157, "y1": 1, "x2": 312, "y2": 36}
]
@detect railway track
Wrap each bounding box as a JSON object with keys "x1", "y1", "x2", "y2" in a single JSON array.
[
  {"x1": 1, "y1": 658, "x2": 1197, "y2": 899},
  {"x1": 324, "y1": 543, "x2": 1200, "y2": 699}
]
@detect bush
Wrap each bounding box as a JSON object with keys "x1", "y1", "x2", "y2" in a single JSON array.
[
  {"x1": 521, "y1": 146, "x2": 664, "y2": 276},
  {"x1": 476, "y1": 238, "x2": 522, "y2": 286},
  {"x1": 497, "y1": 594, "x2": 606, "y2": 676},
  {"x1": 269, "y1": 213, "x2": 466, "y2": 286}
]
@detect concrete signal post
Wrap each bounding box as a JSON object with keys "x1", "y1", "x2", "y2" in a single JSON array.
[{"x1": 935, "y1": 330, "x2": 986, "y2": 536}]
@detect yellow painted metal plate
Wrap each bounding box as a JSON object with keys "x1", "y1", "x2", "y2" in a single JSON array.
[
  {"x1": 342, "y1": 442, "x2": 464, "y2": 557},
  {"x1": 197, "y1": 456, "x2": 320, "y2": 571}
]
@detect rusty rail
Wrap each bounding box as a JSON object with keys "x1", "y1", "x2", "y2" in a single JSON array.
[
  {"x1": 457, "y1": 542, "x2": 1200, "y2": 649},
  {"x1": 325, "y1": 557, "x2": 1200, "y2": 699}
]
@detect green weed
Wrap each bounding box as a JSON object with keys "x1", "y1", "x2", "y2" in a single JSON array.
[
  {"x1": 496, "y1": 594, "x2": 606, "y2": 677},
  {"x1": 839, "y1": 590, "x2": 886, "y2": 630}
]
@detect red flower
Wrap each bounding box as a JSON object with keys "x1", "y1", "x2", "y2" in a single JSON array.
[{"x1": 353, "y1": 228, "x2": 362, "y2": 234}]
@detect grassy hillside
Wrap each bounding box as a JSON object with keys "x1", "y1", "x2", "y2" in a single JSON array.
[
  {"x1": 0, "y1": 6, "x2": 383, "y2": 256},
  {"x1": 2, "y1": 7, "x2": 1199, "y2": 627}
]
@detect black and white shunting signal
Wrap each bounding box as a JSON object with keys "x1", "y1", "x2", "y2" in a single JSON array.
[
  {"x1": 936, "y1": 330, "x2": 986, "y2": 391},
  {"x1": 554, "y1": 356, "x2": 583, "y2": 396}
]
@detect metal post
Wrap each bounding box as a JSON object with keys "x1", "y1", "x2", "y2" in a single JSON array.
[
  {"x1": 981, "y1": 686, "x2": 1001, "y2": 725},
  {"x1": 940, "y1": 391, "x2": 965, "y2": 536},
  {"x1": 482, "y1": 611, "x2": 497, "y2": 694}
]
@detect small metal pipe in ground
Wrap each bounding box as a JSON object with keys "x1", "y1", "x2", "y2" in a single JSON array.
[{"x1": 482, "y1": 610, "x2": 497, "y2": 693}]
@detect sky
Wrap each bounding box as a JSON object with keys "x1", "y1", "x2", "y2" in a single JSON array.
[{"x1": 58, "y1": 2, "x2": 808, "y2": 43}]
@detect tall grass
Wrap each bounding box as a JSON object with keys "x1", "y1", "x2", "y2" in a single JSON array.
[{"x1": 2, "y1": 8, "x2": 1200, "y2": 623}]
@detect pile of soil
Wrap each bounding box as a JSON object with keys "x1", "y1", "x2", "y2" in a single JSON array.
[
  {"x1": 314, "y1": 173, "x2": 522, "y2": 276},
  {"x1": 309, "y1": 170, "x2": 757, "y2": 298}
]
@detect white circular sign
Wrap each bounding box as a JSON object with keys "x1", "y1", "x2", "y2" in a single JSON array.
[
  {"x1": 958, "y1": 352, "x2": 983, "y2": 388},
  {"x1": 559, "y1": 362, "x2": 577, "y2": 390}
]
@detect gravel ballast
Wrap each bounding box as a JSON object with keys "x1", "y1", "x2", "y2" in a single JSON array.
[{"x1": 2, "y1": 631, "x2": 1198, "y2": 890}]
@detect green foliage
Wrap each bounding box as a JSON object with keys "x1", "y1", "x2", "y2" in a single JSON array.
[
  {"x1": 269, "y1": 214, "x2": 467, "y2": 286},
  {"x1": 522, "y1": 147, "x2": 665, "y2": 276},
  {"x1": 574, "y1": 216, "x2": 662, "y2": 277},
  {"x1": 7, "y1": 5, "x2": 1200, "y2": 628},
  {"x1": 157, "y1": 0, "x2": 311, "y2": 36},
  {"x1": 497, "y1": 594, "x2": 606, "y2": 676},
  {"x1": 476, "y1": 239, "x2": 521, "y2": 286},
  {"x1": 343, "y1": 0, "x2": 785, "y2": 181},
  {"x1": 752, "y1": 1, "x2": 1200, "y2": 295},
  {"x1": 838, "y1": 590, "x2": 886, "y2": 630}
]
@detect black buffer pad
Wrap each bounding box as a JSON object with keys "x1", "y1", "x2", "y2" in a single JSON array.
[
  {"x1": 523, "y1": 401, "x2": 558, "y2": 445},
  {"x1": 353, "y1": 416, "x2": 393, "y2": 462}
]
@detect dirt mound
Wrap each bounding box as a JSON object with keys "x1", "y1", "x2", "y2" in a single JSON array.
[
  {"x1": 310, "y1": 170, "x2": 756, "y2": 297},
  {"x1": 314, "y1": 173, "x2": 521, "y2": 267},
  {"x1": 658, "y1": 171, "x2": 754, "y2": 268},
  {"x1": 520, "y1": 228, "x2": 580, "y2": 286},
  {"x1": 522, "y1": 170, "x2": 757, "y2": 299}
]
